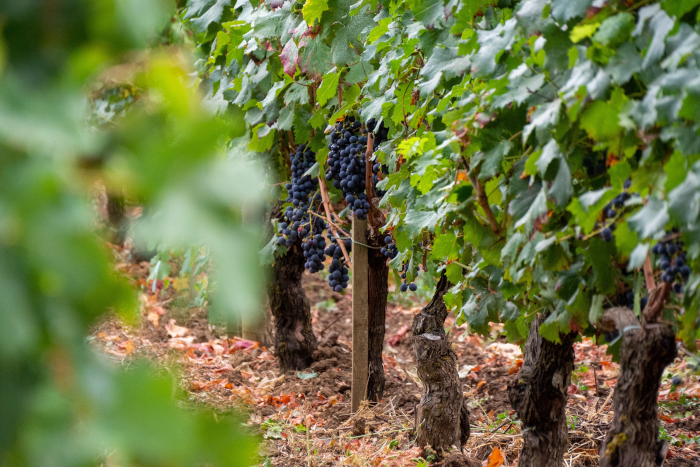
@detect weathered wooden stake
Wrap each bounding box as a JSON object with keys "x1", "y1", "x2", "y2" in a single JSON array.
[{"x1": 351, "y1": 218, "x2": 369, "y2": 413}]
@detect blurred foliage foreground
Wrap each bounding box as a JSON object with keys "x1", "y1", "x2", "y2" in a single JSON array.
[{"x1": 0, "y1": 1, "x2": 264, "y2": 466}]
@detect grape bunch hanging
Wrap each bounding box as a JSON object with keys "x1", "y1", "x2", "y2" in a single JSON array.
[
  {"x1": 600, "y1": 179, "x2": 635, "y2": 242},
  {"x1": 275, "y1": 144, "x2": 352, "y2": 291},
  {"x1": 399, "y1": 263, "x2": 419, "y2": 292},
  {"x1": 381, "y1": 235, "x2": 398, "y2": 260},
  {"x1": 324, "y1": 238, "x2": 352, "y2": 292},
  {"x1": 275, "y1": 115, "x2": 393, "y2": 293},
  {"x1": 277, "y1": 144, "x2": 324, "y2": 247},
  {"x1": 652, "y1": 233, "x2": 690, "y2": 294},
  {"x1": 276, "y1": 145, "x2": 329, "y2": 275},
  {"x1": 324, "y1": 116, "x2": 389, "y2": 220}
]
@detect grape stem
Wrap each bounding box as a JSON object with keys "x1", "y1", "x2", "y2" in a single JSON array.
[
  {"x1": 643, "y1": 251, "x2": 656, "y2": 292},
  {"x1": 307, "y1": 210, "x2": 350, "y2": 239},
  {"x1": 318, "y1": 175, "x2": 353, "y2": 271}
]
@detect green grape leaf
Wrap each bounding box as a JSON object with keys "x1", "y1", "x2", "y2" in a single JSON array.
[
  {"x1": 420, "y1": 47, "x2": 471, "y2": 81},
  {"x1": 580, "y1": 100, "x2": 621, "y2": 140},
  {"x1": 431, "y1": 230, "x2": 460, "y2": 261},
  {"x1": 317, "y1": 70, "x2": 341, "y2": 107},
  {"x1": 184, "y1": 0, "x2": 232, "y2": 34},
  {"x1": 551, "y1": 0, "x2": 592, "y2": 22},
  {"x1": 593, "y1": 13, "x2": 635, "y2": 47},
  {"x1": 627, "y1": 197, "x2": 670, "y2": 239}
]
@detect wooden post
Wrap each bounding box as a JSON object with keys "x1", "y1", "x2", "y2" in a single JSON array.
[{"x1": 351, "y1": 218, "x2": 369, "y2": 413}]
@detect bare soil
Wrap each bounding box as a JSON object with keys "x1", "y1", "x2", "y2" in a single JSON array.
[{"x1": 93, "y1": 259, "x2": 700, "y2": 467}]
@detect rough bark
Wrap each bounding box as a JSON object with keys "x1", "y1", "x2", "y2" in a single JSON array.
[
  {"x1": 508, "y1": 314, "x2": 575, "y2": 467},
  {"x1": 599, "y1": 306, "x2": 677, "y2": 467},
  {"x1": 106, "y1": 193, "x2": 128, "y2": 246},
  {"x1": 266, "y1": 203, "x2": 317, "y2": 372},
  {"x1": 366, "y1": 231, "x2": 388, "y2": 402},
  {"x1": 412, "y1": 273, "x2": 469, "y2": 454}
]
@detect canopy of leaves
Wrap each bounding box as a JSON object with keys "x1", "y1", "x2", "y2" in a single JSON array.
[{"x1": 188, "y1": 0, "x2": 700, "y2": 351}]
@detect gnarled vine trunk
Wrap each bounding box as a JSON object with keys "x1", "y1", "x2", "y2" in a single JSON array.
[
  {"x1": 412, "y1": 273, "x2": 470, "y2": 454},
  {"x1": 366, "y1": 231, "x2": 388, "y2": 402},
  {"x1": 106, "y1": 192, "x2": 128, "y2": 246},
  {"x1": 599, "y1": 300, "x2": 676, "y2": 467},
  {"x1": 508, "y1": 314, "x2": 575, "y2": 467},
  {"x1": 266, "y1": 202, "x2": 317, "y2": 372}
]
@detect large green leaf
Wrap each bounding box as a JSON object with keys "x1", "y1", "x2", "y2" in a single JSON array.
[
  {"x1": 551, "y1": 0, "x2": 592, "y2": 22},
  {"x1": 628, "y1": 197, "x2": 670, "y2": 239},
  {"x1": 184, "y1": 0, "x2": 232, "y2": 33}
]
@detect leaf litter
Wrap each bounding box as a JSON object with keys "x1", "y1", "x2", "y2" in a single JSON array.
[{"x1": 92, "y1": 248, "x2": 700, "y2": 467}]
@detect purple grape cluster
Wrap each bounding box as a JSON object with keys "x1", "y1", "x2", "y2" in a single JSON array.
[
  {"x1": 617, "y1": 290, "x2": 648, "y2": 310},
  {"x1": 302, "y1": 234, "x2": 327, "y2": 273},
  {"x1": 399, "y1": 263, "x2": 419, "y2": 292},
  {"x1": 325, "y1": 238, "x2": 351, "y2": 292},
  {"x1": 652, "y1": 233, "x2": 690, "y2": 293},
  {"x1": 600, "y1": 179, "x2": 636, "y2": 242},
  {"x1": 381, "y1": 235, "x2": 399, "y2": 259},
  {"x1": 324, "y1": 117, "x2": 389, "y2": 220},
  {"x1": 277, "y1": 144, "x2": 323, "y2": 248},
  {"x1": 276, "y1": 145, "x2": 335, "y2": 281}
]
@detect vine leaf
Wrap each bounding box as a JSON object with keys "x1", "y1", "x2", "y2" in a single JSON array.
[
  {"x1": 551, "y1": 0, "x2": 592, "y2": 22},
  {"x1": 628, "y1": 197, "x2": 670, "y2": 239},
  {"x1": 281, "y1": 40, "x2": 299, "y2": 77},
  {"x1": 299, "y1": 36, "x2": 333, "y2": 76},
  {"x1": 184, "y1": 0, "x2": 232, "y2": 33},
  {"x1": 317, "y1": 70, "x2": 341, "y2": 107},
  {"x1": 302, "y1": 0, "x2": 330, "y2": 26}
]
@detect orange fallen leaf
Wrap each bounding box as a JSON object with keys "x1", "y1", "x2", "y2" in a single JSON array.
[
  {"x1": 147, "y1": 311, "x2": 161, "y2": 327},
  {"x1": 165, "y1": 319, "x2": 189, "y2": 338},
  {"x1": 119, "y1": 340, "x2": 135, "y2": 356},
  {"x1": 486, "y1": 447, "x2": 504, "y2": 467}
]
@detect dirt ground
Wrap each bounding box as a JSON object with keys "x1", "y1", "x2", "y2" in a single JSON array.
[{"x1": 93, "y1": 255, "x2": 700, "y2": 467}]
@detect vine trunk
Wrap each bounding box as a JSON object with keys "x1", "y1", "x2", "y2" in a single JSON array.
[
  {"x1": 366, "y1": 231, "x2": 388, "y2": 402},
  {"x1": 412, "y1": 272, "x2": 470, "y2": 454},
  {"x1": 508, "y1": 314, "x2": 575, "y2": 467},
  {"x1": 266, "y1": 203, "x2": 317, "y2": 372},
  {"x1": 599, "y1": 306, "x2": 677, "y2": 467}
]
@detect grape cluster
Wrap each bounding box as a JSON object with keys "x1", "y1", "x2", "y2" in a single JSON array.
[
  {"x1": 600, "y1": 179, "x2": 635, "y2": 242},
  {"x1": 381, "y1": 235, "x2": 399, "y2": 259},
  {"x1": 583, "y1": 154, "x2": 607, "y2": 178},
  {"x1": 617, "y1": 290, "x2": 648, "y2": 310},
  {"x1": 399, "y1": 263, "x2": 419, "y2": 292},
  {"x1": 302, "y1": 234, "x2": 327, "y2": 273},
  {"x1": 275, "y1": 144, "x2": 354, "y2": 292},
  {"x1": 276, "y1": 144, "x2": 323, "y2": 248},
  {"x1": 324, "y1": 116, "x2": 389, "y2": 220},
  {"x1": 325, "y1": 238, "x2": 352, "y2": 292},
  {"x1": 652, "y1": 233, "x2": 690, "y2": 293}
]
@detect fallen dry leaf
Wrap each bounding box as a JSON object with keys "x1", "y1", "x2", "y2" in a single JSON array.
[
  {"x1": 165, "y1": 319, "x2": 189, "y2": 338},
  {"x1": 118, "y1": 340, "x2": 135, "y2": 356},
  {"x1": 486, "y1": 446, "x2": 504, "y2": 467},
  {"x1": 387, "y1": 325, "x2": 410, "y2": 347}
]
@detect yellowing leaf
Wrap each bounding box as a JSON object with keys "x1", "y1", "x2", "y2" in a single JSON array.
[
  {"x1": 302, "y1": 0, "x2": 329, "y2": 26},
  {"x1": 570, "y1": 23, "x2": 600, "y2": 43}
]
